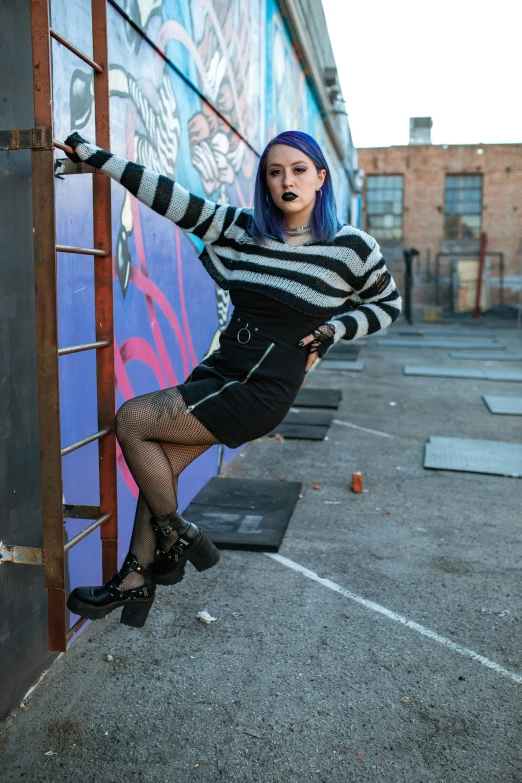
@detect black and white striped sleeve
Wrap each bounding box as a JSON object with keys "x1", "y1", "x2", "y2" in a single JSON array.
[
  {"x1": 326, "y1": 239, "x2": 402, "y2": 341},
  {"x1": 63, "y1": 132, "x2": 239, "y2": 245}
]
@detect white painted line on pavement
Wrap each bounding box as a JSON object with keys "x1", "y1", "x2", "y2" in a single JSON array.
[
  {"x1": 266, "y1": 553, "x2": 522, "y2": 686},
  {"x1": 333, "y1": 419, "x2": 396, "y2": 439}
]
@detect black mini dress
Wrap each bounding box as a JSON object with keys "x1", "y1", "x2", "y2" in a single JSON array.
[{"x1": 176, "y1": 288, "x2": 327, "y2": 448}]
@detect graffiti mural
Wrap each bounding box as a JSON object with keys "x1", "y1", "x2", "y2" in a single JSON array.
[{"x1": 50, "y1": 0, "x2": 352, "y2": 613}]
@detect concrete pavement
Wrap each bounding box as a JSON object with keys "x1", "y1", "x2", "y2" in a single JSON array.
[{"x1": 1, "y1": 318, "x2": 521, "y2": 782}]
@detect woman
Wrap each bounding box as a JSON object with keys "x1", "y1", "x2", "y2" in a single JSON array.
[{"x1": 65, "y1": 130, "x2": 401, "y2": 628}]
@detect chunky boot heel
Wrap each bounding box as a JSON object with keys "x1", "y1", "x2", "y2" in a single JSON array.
[
  {"x1": 189, "y1": 532, "x2": 220, "y2": 572},
  {"x1": 151, "y1": 515, "x2": 220, "y2": 586},
  {"x1": 121, "y1": 598, "x2": 154, "y2": 628},
  {"x1": 66, "y1": 554, "x2": 156, "y2": 624}
]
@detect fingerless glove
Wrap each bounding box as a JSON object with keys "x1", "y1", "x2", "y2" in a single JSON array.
[{"x1": 308, "y1": 323, "x2": 335, "y2": 358}]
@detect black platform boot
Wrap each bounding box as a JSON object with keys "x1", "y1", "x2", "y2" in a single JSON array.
[
  {"x1": 151, "y1": 515, "x2": 220, "y2": 586},
  {"x1": 67, "y1": 554, "x2": 156, "y2": 627}
]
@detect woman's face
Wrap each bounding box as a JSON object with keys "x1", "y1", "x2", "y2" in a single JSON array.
[{"x1": 265, "y1": 144, "x2": 326, "y2": 219}]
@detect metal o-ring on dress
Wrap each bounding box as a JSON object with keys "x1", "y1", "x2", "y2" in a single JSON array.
[{"x1": 237, "y1": 322, "x2": 251, "y2": 344}]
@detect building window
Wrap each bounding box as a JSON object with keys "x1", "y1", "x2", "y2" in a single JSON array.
[
  {"x1": 444, "y1": 175, "x2": 482, "y2": 239},
  {"x1": 365, "y1": 175, "x2": 403, "y2": 241}
]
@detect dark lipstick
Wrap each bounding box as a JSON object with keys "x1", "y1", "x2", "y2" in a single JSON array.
[{"x1": 282, "y1": 192, "x2": 297, "y2": 201}]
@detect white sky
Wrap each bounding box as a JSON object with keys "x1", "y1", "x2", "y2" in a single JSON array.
[{"x1": 322, "y1": 0, "x2": 521, "y2": 148}]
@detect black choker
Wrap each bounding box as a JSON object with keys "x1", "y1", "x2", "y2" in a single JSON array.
[{"x1": 284, "y1": 223, "x2": 311, "y2": 235}]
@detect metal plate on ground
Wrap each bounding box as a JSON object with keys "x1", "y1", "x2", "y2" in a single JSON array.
[
  {"x1": 268, "y1": 423, "x2": 330, "y2": 440},
  {"x1": 486, "y1": 371, "x2": 522, "y2": 381},
  {"x1": 449, "y1": 352, "x2": 522, "y2": 361},
  {"x1": 326, "y1": 345, "x2": 360, "y2": 360},
  {"x1": 396, "y1": 329, "x2": 495, "y2": 338},
  {"x1": 294, "y1": 388, "x2": 342, "y2": 409},
  {"x1": 286, "y1": 410, "x2": 333, "y2": 425},
  {"x1": 317, "y1": 360, "x2": 365, "y2": 371},
  {"x1": 404, "y1": 366, "x2": 522, "y2": 382},
  {"x1": 424, "y1": 436, "x2": 522, "y2": 477},
  {"x1": 186, "y1": 477, "x2": 302, "y2": 551},
  {"x1": 405, "y1": 366, "x2": 484, "y2": 379},
  {"x1": 376, "y1": 339, "x2": 501, "y2": 349},
  {"x1": 269, "y1": 409, "x2": 333, "y2": 440},
  {"x1": 483, "y1": 395, "x2": 522, "y2": 415}
]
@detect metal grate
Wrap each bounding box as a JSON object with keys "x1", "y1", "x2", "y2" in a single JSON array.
[
  {"x1": 404, "y1": 366, "x2": 522, "y2": 382},
  {"x1": 483, "y1": 396, "x2": 522, "y2": 415},
  {"x1": 424, "y1": 436, "x2": 522, "y2": 478}
]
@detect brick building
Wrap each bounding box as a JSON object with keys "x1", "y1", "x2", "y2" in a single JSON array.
[{"x1": 357, "y1": 119, "x2": 522, "y2": 312}]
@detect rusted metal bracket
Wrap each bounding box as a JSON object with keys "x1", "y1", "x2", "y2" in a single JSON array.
[
  {"x1": 54, "y1": 158, "x2": 96, "y2": 177},
  {"x1": 0, "y1": 542, "x2": 44, "y2": 566},
  {"x1": 0, "y1": 128, "x2": 53, "y2": 151},
  {"x1": 63, "y1": 504, "x2": 101, "y2": 520}
]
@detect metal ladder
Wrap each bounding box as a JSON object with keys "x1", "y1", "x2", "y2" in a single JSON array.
[{"x1": 0, "y1": 0, "x2": 118, "y2": 652}]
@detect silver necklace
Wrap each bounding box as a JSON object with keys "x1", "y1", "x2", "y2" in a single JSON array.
[{"x1": 284, "y1": 223, "x2": 311, "y2": 235}]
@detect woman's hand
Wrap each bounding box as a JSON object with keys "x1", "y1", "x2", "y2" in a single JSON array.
[
  {"x1": 300, "y1": 333, "x2": 321, "y2": 372},
  {"x1": 62, "y1": 132, "x2": 86, "y2": 163},
  {"x1": 298, "y1": 323, "x2": 335, "y2": 373}
]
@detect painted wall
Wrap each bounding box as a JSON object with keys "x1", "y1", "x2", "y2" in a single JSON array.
[
  {"x1": 0, "y1": 0, "x2": 59, "y2": 722},
  {"x1": 51, "y1": 0, "x2": 352, "y2": 632}
]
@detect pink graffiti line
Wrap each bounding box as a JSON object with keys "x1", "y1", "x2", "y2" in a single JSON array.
[
  {"x1": 126, "y1": 107, "x2": 189, "y2": 383},
  {"x1": 113, "y1": 332, "x2": 135, "y2": 401},
  {"x1": 120, "y1": 336, "x2": 168, "y2": 389},
  {"x1": 113, "y1": 335, "x2": 139, "y2": 498},
  {"x1": 174, "y1": 224, "x2": 198, "y2": 368},
  {"x1": 129, "y1": 195, "x2": 184, "y2": 384},
  {"x1": 129, "y1": 264, "x2": 194, "y2": 380}
]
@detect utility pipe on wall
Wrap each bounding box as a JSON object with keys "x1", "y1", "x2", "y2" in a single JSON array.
[{"x1": 474, "y1": 232, "x2": 487, "y2": 319}]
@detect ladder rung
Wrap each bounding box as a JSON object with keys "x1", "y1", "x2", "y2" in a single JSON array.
[
  {"x1": 61, "y1": 428, "x2": 110, "y2": 457},
  {"x1": 66, "y1": 617, "x2": 88, "y2": 644},
  {"x1": 63, "y1": 504, "x2": 101, "y2": 520},
  {"x1": 56, "y1": 244, "x2": 110, "y2": 257},
  {"x1": 50, "y1": 29, "x2": 103, "y2": 73},
  {"x1": 64, "y1": 512, "x2": 112, "y2": 553},
  {"x1": 58, "y1": 340, "x2": 111, "y2": 357}
]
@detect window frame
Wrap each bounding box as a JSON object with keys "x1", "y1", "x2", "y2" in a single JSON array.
[
  {"x1": 365, "y1": 174, "x2": 404, "y2": 241},
  {"x1": 443, "y1": 173, "x2": 483, "y2": 240}
]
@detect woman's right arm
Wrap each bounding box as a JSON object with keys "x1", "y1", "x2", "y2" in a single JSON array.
[{"x1": 63, "y1": 132, "x2": 239, "y2": 245}]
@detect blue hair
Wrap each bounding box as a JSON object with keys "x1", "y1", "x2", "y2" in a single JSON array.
[{"x1": 250, "y1": 130, "x2": 342, "y2": 244}]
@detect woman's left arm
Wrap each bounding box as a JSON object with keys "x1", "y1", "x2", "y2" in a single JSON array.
[
  {"x1": 327, "y1": 258, "x2": 402, "y2": 342},
  {"x1": 63, "y1": 132, "x2": 240, "y2": 245},
  {"x1": 299, "y1": 241, "x2": 402, "y2": 371}
]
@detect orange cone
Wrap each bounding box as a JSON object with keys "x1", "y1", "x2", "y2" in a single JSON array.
[{"x1": 352, "y1": 472, "x2": 363, "y2": 493}]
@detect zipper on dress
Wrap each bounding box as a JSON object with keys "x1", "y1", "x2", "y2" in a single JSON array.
[{"x1": 184, "y1": 342, "x2": 276, "y2": 414}]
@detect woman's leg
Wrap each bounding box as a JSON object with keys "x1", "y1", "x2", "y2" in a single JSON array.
[{"x1": 115, "y1": 387, "x2": 220, "y2": 588}]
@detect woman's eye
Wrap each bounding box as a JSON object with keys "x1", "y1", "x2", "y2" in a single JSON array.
[
  {"x1": 269, "y1": 169, "x2": 281, "y2": 176},
  {"x1": 295, "y1": 168, "x2": 306, "y2": 173}
]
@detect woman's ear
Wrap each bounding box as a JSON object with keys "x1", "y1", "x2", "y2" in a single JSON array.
[{"x1": 317, "y1": 168, "x2": 327, "y2": 187}]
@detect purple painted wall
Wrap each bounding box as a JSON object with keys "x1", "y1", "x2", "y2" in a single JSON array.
[{"x1": 49, "y1": 0, "x2": 353, "y2": 630}]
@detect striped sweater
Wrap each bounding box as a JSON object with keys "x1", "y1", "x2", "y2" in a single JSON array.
[{"x1": 64, "y1": 132, "x2": 401, "y2": 342}]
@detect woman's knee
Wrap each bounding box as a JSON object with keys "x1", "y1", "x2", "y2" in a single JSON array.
[{"x1": 114, "y1": 399, "x2": 139, "y2": 443}]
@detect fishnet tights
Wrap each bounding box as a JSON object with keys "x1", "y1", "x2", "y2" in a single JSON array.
[{"x1": 114, "y1": 387, "x2": 220, "y2": 589}]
